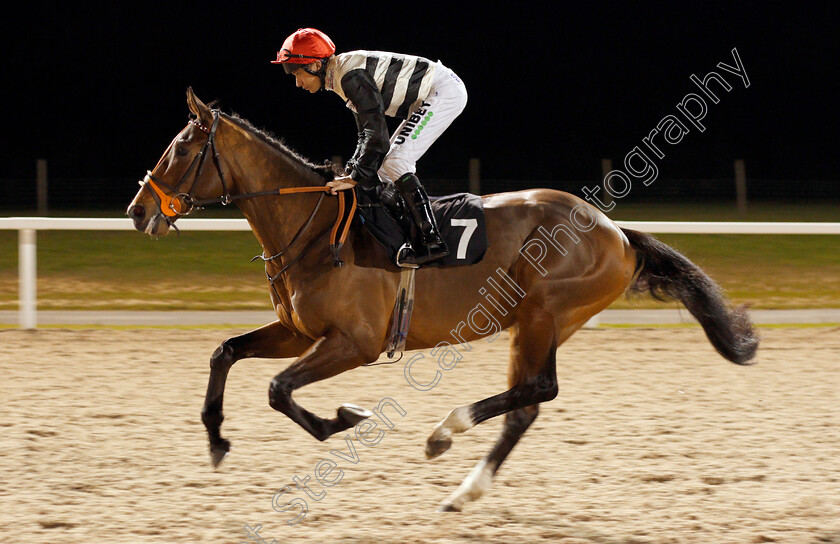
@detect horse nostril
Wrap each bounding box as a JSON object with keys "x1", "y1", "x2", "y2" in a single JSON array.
[{"x1": 130, "y1": 204, "x2": 145, "y2": 219}]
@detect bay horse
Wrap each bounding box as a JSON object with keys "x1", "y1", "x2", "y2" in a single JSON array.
[{"x1": 127, "y1": 88, "x2": 758, "y2": 512}]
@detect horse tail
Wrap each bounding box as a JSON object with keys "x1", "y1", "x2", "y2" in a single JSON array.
[{"x1": 621, "y1": 228, "x2": 759, "y2": 365}]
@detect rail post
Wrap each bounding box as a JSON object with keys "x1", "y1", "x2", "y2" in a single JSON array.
[
  {"x1": 600, "y1": 158, "x2": 613, "y2": 208},
  {"x1": 37, "y1": 159, "x2": 48, "y2": 215},
  {"x1": 469, "y1": 158, "x2": 481, "y2": 195},
  {"x1": 735, "y1": 159, "x2": 747, "y2": 215},
  {"x1": 19, "y1": 228, "x2": 37, "y2": 329}
]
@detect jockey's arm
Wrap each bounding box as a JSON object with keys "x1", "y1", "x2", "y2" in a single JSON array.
[{"x1": 341, "y1": 69, "x2": 390, "y2": 188}]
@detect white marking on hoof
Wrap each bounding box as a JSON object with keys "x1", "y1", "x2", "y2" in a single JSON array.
[
  {"x1": 443, "y1": 407, "x2": 474, "y2": 434},
  {"x1": 439, "y1": 459, "x2": 493, "y2": 511},
  {"x1": 426, "y1": 407, "x2": 474, "y2": 459},
  {"x1": 339, "y1": 403, "x2": 373, "y2": 420},
  {"x1": 431, "y1": 407, "x2": 474, "y2": 439},
  {"x1": 210, "y1": 450, "x2": 228, "y2": 468},
  {"x1": 210, "y1": 444, "x2": 230, "y2": 468}
]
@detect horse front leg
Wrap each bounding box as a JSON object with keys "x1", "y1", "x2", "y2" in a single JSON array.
[
  {"x1": 268, "y1": 329, "x2": 375, "y2": 441},
  {"x1": 202, "y1": 320, "x2": 312, "y2": 467}
]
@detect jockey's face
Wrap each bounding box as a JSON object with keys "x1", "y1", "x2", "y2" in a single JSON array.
[{"x1": 292, "y1": 65, "x2": 322, "y2": 93}]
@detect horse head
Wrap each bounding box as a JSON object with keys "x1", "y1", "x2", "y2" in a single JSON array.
[{"x1": 127, "y1": 87, "x2": 232, "y2": 236}]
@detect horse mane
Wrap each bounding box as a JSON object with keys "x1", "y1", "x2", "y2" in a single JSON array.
[{"x1": 219, "y1": 109, "x2": 341, "y2": 181}]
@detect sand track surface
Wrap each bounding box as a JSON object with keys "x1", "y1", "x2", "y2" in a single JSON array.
[{"x1": 2, "y1": 327, "x2": 839, "y2": 543}]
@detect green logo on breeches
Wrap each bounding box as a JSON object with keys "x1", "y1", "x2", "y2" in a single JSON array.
[{"x1": 412, "y1": 111, "x2": 434, "y2": 139}]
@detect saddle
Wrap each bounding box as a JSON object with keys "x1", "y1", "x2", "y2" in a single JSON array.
[{"x1": 354, "y1": 182, "x2": 488, "y2": 269}]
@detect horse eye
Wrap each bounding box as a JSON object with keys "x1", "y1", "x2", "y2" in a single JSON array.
[{"x1": 176, "y1": 145, "x2": 189, "y2": 156}]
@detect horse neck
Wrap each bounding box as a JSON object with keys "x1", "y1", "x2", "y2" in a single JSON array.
[{"x1": 217, "y1": 119, "x2": 338, "y2": 259}]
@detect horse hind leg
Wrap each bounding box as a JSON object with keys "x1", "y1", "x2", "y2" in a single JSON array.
[
  {"x1": 426, "y1": 307, "x2": 557, "y2": 459},
  {"x1": 437, "y1": 405, "x2": 539, "y2": 512},
  {"x1": 428, "y1": 306, "x2": 558, "y2": 511}
]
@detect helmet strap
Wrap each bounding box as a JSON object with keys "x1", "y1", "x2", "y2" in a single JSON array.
[{"x1": 302, "y1": 58, "x2": 328, "y2": 85}]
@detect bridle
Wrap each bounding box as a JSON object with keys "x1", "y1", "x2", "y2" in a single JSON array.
[
  {"x1": 141, "y1": 111, "x2": 226, "y2": 218},
  {"x1": 139, "y1": 109, "x2": 357, "y2": 274},
  {"x1": 142, "y1": 109, "x2": 315, "y2": 218}
]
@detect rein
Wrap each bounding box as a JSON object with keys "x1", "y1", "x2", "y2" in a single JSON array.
[{"x1": 140, "y1": 109, "x2": 357, "y2": 273}]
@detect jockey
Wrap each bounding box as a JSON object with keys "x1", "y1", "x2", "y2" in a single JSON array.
[{"x1": 272, "y1": 28, "x2": 468, "y2": 267}]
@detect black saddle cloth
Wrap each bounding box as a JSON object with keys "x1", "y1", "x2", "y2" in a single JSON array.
[{"x1": 355, "y1": 182, "x2": 488, "y2": 268}]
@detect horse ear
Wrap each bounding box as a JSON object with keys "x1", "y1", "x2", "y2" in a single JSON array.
[{"x1": 186, "y1": 87, "x2": 212, "y2": 124}]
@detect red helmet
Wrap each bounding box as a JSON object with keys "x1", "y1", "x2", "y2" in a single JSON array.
[{"x1": 271, "y1": 28, "x2": 336, "y2": 73}]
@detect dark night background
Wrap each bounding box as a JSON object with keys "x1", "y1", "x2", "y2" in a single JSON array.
[{"x1": 2, "y1": 1, "x2": 838, "y2": 206}]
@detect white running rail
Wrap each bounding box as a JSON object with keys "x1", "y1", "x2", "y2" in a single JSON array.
[{"x1": 2, "y1": 217, "x2": 839, "y2": 329}]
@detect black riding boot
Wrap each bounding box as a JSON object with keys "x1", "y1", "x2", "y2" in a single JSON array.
[{"x1": 394, "y1": 173, "x2": 449, "y2": 266}]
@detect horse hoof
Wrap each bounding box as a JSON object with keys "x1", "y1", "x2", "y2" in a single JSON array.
[
  {"x1": 425, "y1": 435, "x2": 452, "y2": 459},
  {"x1": 210, "y1": 440, "x2": 230, "y2": 468},
  {"x1": 337, "y1": 403, "x2": 372, "y2": 426},
  {"x1": 436, "y1": 502, "x2": 461, "y2": 512}
]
